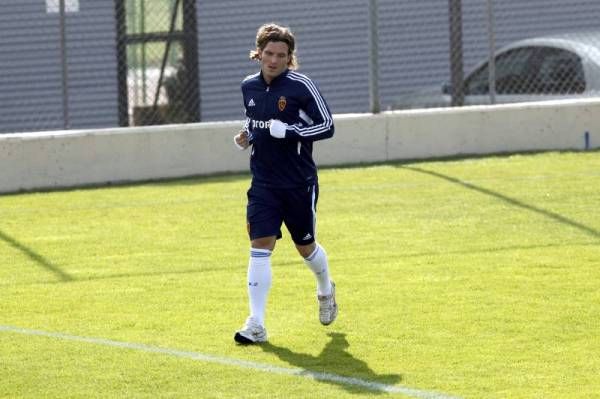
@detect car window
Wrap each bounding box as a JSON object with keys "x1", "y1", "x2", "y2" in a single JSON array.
[
  {"x1": 464, "y1": 46, "x2": 586, "y2": 96},
  {"x1": 533, "y1": 47, "x2": 585, "y2": 94},
  {"x1": 465, "y1": 47, "x2": 535, "y2": 95}
]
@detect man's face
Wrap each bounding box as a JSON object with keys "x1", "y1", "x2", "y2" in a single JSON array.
[{"x1": 259, "y1": 41, "x2": 290, "y2": 83}]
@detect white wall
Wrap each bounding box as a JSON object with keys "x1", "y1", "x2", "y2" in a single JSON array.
[{"x1": 1, "y1": 99, "x2": 598, "y2": 194}]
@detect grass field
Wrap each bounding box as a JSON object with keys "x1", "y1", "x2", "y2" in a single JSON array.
[{"x1": 1, "y1": 151, "x2": 599, "y2": 398}]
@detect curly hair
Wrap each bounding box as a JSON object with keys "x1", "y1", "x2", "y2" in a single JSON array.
[{"x1": 249, "y1": 23, "x2": 298, "y2": 69}]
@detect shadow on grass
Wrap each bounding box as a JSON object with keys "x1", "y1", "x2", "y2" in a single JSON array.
[
  {"x1": 261, "y1": 332, "x2": 401, "y2": 394},
  {"x1": 0, "y1": 228, "x2": 74, "y2": 282},
  {"x1": 0, "y1": 171, "x2": 251, "y2": 197},
  {"x1": 402, "y1": 166, "x2": 600, "y2": 240},
  {"x1": 4, "y1": 149, "x2": 598, "y2": 197},
  {"x1": 0, "y1": 263, "x2": 226, "y2": 287},
  {"x1": 328, "y1": 242, "x2": 599, "y2": 265}
]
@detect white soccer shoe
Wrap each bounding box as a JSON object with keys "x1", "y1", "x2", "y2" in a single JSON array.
[
  {"x1": 234, "y1": 316, "x2": 267, "y2": 344},
  {"x1": 318, "y1": 281, "x2": 338, "y2": 326}
]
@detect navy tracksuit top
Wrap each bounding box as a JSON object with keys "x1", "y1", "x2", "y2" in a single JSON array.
[{"x1": 241, "y1": 69, "x2": 334, "y2": 188}]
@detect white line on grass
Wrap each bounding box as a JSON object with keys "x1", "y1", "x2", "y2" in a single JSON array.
[{"x1": 0, "y1": 325, "x2": 461, "y2": 399}]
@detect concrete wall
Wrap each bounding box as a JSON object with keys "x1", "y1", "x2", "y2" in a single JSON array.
[{"x1": 1, "y1": 99, "x2": 598, "y2": 194}]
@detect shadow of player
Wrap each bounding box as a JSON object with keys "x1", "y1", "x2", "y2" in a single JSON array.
[{"x1": 261, "y1": 332, "x2": 402, "y2": 394}]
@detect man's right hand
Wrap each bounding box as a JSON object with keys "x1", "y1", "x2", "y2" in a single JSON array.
[{"x1": 234, "y1": 130, "x2": 250, "y2": 150}]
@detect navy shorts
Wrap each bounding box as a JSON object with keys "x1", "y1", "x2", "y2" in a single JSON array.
[{"x1": 247, "y1": 183, "x2": 319, "y2": 245}]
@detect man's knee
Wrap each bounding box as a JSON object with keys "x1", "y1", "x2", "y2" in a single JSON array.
[
  {"x1": 251, "y1": 236, "x2": 277, "y2": 251},
  {"x1": 295, "y1": 242, "x2": 316, "y2": 258}
]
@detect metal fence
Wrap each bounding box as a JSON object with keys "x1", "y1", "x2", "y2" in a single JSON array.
[{"x1": 2, "y1": 0, "x2": 600, "y2": 134}]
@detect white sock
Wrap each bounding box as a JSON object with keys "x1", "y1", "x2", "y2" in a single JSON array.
[
  {"x1": 247, "y1": 248, "x2": 272, "y2": 326},
  {"x1": 304, "y1": 244, "x2": 332, "y2": 297}
]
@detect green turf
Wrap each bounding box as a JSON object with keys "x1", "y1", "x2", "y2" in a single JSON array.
[{"x1": 1, "y1": 151, "x2": 599, "y2": 398}]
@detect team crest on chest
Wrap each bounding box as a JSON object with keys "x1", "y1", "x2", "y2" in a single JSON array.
[{"x1": 278, "y1": 96, "x2": 287, "y2": 112}]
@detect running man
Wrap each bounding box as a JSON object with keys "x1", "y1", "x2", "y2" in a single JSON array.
[{"x1": 233, "y1": 23, "x2": 337, "y2": 344}]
